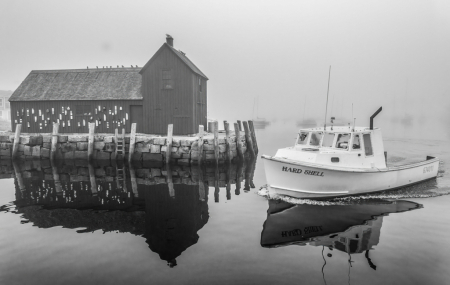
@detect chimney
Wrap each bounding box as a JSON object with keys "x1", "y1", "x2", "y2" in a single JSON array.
[{"x1": 166, "y1": 34, "x2": 173, "y2": 47}]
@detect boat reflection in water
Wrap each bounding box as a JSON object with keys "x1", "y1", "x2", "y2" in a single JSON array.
[
  {"x1": 4, "y1": 158, "x2": 256, "y2": 267},
  {"x1": 261, "y1": 198, "x2": 422, "y2": 269}
]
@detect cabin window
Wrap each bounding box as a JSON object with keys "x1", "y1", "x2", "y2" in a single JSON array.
[
  {"x1": 322, "y1": 133, "x2": 335, "y2": 148},
  {"x1": 352, "y1": 134, "x2": 361, "y2": 150},
  {"x1": 309, "y1": 132, "x2": 323, "y2": 146},
  {"x1": 363, "y1": 134, "x2": 373, "y2": 156},
  {"x1": 336, "y1": 133, "x2": 350, "y2": 149},
  {"x1": 75, "y1": 105, "x2": 91, "y2": 116},
  {"x1": 297, "y1": 132, "x2": 309, "y2": 145},
  {"x1": 162, "y1": 70, "x2": 173, "y2": 89}
]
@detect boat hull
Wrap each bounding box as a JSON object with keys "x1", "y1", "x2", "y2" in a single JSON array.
[{"x1": 262, "y1": 155, "x2": 440, "y2": 199}]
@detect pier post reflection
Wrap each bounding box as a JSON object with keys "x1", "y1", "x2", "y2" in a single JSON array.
[{"x1": 6, "y1": 157, "x2": 256, "y2": 266}]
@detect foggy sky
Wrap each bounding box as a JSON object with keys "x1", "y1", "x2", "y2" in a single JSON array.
[{"x1": 1, "y1": 0, "x2": 449, "y2": 139}]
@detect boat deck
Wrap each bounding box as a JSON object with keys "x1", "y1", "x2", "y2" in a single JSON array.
[{"x1": 386, "y1": 156, "x2": 427, "y2": 167}]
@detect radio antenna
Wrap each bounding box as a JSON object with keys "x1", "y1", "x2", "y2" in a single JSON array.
[{"x1": 323, "y1": 66, "x2": 331, "y2": 131}]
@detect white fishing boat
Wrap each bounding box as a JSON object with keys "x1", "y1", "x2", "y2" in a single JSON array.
[{"x1": 262, "y1": 107, "x2": 440, "y2": 199}]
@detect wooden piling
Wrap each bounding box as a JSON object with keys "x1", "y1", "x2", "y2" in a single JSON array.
[
  {"x1": 166, "y1": 124, "x2": 173, "y2": 164},
  {"x1": 88, "y1": 123, "x2": 95, "y2": 162},
  {"x1": 237, "y1": 120, "x2": 242, "y2": 131},
  {"x1": 114, "y1": 128, "x2": 118, "y2": 158},
  {"x1": 208, "y1": 121, "x2": 215, "y2": 133},
  {"x1": 198, "y1": 125, "x2": 205, "y2": 165},
  {"x1": 234, "y1": 123, "x2": 244, "y2": 160},
  {"x1": 226, "y1": 165, "x2": 231, "y2": 200},
  {"x1": 128, "y1": 123, "x2": 137, "y2": 163},
  {"x1": 213, "y1": 121, "x2": 219, "y2": 165},
  {"x1": 243, "y1": 121, "x2": 256, "y2": 158},
  {"x1": 51, "y1": 160, "x2": 62, "y2": 194},
  {"x1": 12, "y1": 160, "x2": 25, "y2": 193},
  {"x1": 197, "y1": 164, "x2": 205, "y2": 201},
  {"x1": 224, "y1": 121, "x2": 232, "y2": 164},
  {"x1": 214, "y1": 165, "x2": 220, "y2": 202},
  {"x1": 166, "y1": 164, "x2": 174, "y2": 198},
  {"x1": 12, "y1": 124, "x2": 21, "y2": 158},
  {"x1": 50, "y1": 123, "x2": 59, "y2": 161},
  {"x1": 248, "y1": 120, "x2": 258, "y2": 155},
  {"x1": 88, "y1": 163, "x2": 97, "y2": 195},
  {"x1": 235, "y1": 161, "x2": 243, "y2": 195},
  {"x1": 129, "y1": 164, "x2": 138, "y2": 197}
]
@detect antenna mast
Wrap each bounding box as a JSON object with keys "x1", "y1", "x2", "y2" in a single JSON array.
[{"x1": 324, "y1": 66, "x2": 331, "y2": 130}]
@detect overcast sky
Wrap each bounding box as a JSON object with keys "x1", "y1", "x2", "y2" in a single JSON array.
[{"x1": 1, "y1": 0, "x2": 449, "y2": 139}]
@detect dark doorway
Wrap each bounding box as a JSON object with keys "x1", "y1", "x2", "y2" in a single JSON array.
[{"x1": 130, "y1": 105, "x2": 143, "y2": 133}]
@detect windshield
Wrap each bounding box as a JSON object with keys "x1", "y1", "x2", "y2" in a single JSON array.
[
  {"x1": 297, "y1": 132, "x2": 309, "y2": 145},
  {"x1": 322, "y1": 133, "x2": 335, "y2": 148},
  {"x1": 336, "y1": 133, "x2": 350, "y2": 149},
  {"x1": 309, "y1": 132, "x2": 323, "y2": 146}
]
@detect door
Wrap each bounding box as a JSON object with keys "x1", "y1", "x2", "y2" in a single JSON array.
[{"x1": 130, "y1": 105, "x2": 143, "y2": 133}]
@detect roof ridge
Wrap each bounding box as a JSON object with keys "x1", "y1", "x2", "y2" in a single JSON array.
[{"x1": 30, "y1": 68, "x2": 142, "y2": 73}]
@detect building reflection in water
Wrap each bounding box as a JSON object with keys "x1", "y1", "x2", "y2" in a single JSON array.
[
  {"x1": 1, "y1": 158, "x2": 256, "y2": 267},
  {"x1": 261, "y1": 199, "x2": 422, "y2": 270}
]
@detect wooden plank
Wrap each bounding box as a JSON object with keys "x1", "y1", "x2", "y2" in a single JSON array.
[
  {"x1": 213, "y1": 121, "x2": 219, "y2": 165},
  {"x1": 128, "y1": 123, "x2": 137, "y2": 163},
  {"x1": 248, "y1": 120, "x2": 258, "y2": 155},
  {"x1": 198, "y1": 125, "x2": 204, "y2": 165},
  {"x1": 243, "y1": 121, "x2": 256, "y2": 158},
  {"x1": 88, "y1": 123, "x2": 95, "y2": 162},
  {"x1": 234, "y1": 123, "x2": 244, "y2": 160},
  {"x1": 166, "y1": 124, "x2": 173, "y2": 164},
  {"x1": 50, "y1": 123, "x2": 59, "y2": 161},
  {"x1": 12, "y1": 124, "x2": 21, "y2": 158},
  {"x1": 224, "y1": 121, "x2": 232, "y2": 164}
]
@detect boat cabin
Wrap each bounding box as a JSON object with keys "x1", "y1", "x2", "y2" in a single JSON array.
[{"x1": 274, "y1": 126, "x2": 387, "y2": 169}]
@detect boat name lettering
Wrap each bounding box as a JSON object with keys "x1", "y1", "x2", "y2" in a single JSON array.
[
  {"x1": 303, "y1": 226, "x2": 323, "y2": 234},
  {"x1": 282, "y1": 167, "x2": 325, "y2": 177},
  {"x1": 281, "y1": 229, "x2": 302, "y2": 237},
  {"x1": 423, "y1": 165, "x2": 434, "y2": 174},
  {"x1": 304, "y1": 170, "x2": 324, "y2": 177},
  {"x1": 282, "y1": 167, "x2": 302, "y2": 174}
]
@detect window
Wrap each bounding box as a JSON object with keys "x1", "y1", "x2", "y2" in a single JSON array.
[
  {"x1": 322, "y1": 133, "x2": 335, "y2": 148},
  {"x1": 352, "y1": 134, "x2": 361, "y2": 150},
  {"x1": 363, "y1": 134, "x2": 373, "y2": 156},
  {"x1": 199, "y1": 78, "x2": 202, "y2": 92},
  {"x1": 336, "y1": 133, "x2": 350, "y2": 149},
  {"x1": 0, "y1": 98, "x2": 3, "y2": 107},
  {"x1": 76, "y1": 105, "x2": 91, "y2": 116},
  {"x1": 162, "y1": 70, "x2": 173, "y2": 89},
  {"x1": 310, "y1": 132, "x2": 323, "y2": 146},
  {"x1": 297, "y1": 132, "x2": 309, "y2": 145}
]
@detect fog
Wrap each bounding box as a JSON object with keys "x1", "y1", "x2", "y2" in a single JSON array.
[{"x1": 1, "y1": 0, "x2": 449, "y2": 139}]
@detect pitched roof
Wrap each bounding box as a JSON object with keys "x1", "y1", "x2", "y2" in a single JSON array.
[
  {"x1": 140, "y1": 43, "x2": 208, "y2": 80},
  {"x1": 9, "y1": 68, "x2": 143, "y2": 101}
]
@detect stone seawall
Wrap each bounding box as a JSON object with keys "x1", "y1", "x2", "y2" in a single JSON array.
[{"x1": 0, "y1": 131, "x2": 251, "y2": 165}]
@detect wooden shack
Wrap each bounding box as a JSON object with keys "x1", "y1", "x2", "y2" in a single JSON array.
[{"x1": 9, "y1": 35, "x2": 208, "y2": 135}]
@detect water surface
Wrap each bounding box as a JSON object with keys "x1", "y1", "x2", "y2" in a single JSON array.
[{"x1": 1, "y1": 122, "x2": 449, "y2": 285}]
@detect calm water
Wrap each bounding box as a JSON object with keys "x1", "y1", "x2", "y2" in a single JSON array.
[{"x1": 1, "y1": 122, "x2": 450, "y2": 285}]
